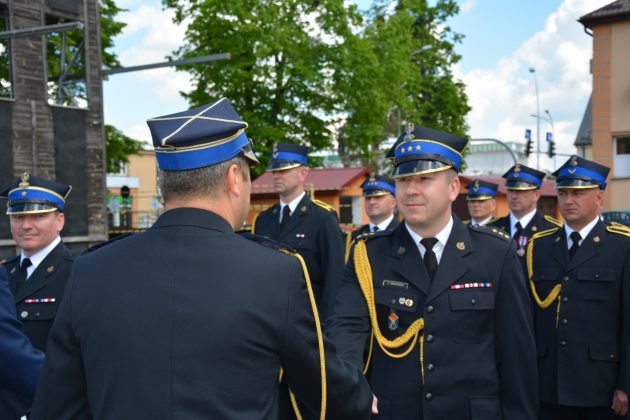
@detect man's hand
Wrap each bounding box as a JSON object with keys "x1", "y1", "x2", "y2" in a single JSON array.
[
  {"x1": 372, "y1": 395, "x2": 378, "y2": 415},
  {"x1": 611, "y1": 389, "x2": 628, "y2": 416}
]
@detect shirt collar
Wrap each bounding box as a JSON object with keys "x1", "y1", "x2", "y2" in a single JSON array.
[
  {"x1": 564, "y1": 216, "x2": 600, "y2": 246},
  {"x1": 472, "y1": 215, "x2": 492, "y2": 226},
  {"x1": 21, "y1": 235, "x2": 61, "y2": 273},
  {"x1": 370, "y1": 214, "x2": 395, "y2": 232},
  {"x1": 280, "y1": 191, "x2": 306, "y2": 215},
  {"x1": 510, "y1": 208, "x2": 537, "y2": 232},
  {"x1": 405, "y1": 216, "x2": 453, "y2": 250}
]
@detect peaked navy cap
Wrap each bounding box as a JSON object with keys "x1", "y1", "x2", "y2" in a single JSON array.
[
  {"x1": 386, "y1": 124, "x2": 468, "y2": 178},
  {"x1": 362, "y1": 174, "x2": 396, "y2": 197},
  {"x1": 467, "y1": 179, "x2": 498, "y2": 201},
  {"x1": 1, "y1": 172, "x2": 72, "y2": 215},
  {"x1": 502, "y1": 164, "x2": 545, "y2": 190},
  {"x1": 552, "y1": 155, "x2": 609, "y2": 190},
  {"x1": 267, "y1": 142, "x2": 309, "y2": 172},
  {"x1": 146, "y1": 98, "x2": 259, "y2": 171}
]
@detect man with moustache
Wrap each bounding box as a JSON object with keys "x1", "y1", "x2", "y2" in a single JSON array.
[
  {"x1": 30, "y1": 99, "x2": 373, "y2": 420},
  {"x1": 0, "y1": 174, "x2": 74, "y2": 353},
  {"x1": 345, "y1": 175, "x2": 399, "y2": 260},
  {"x1": 328, "y1": 124, "x2": 538, "y2": 419},
  {"x1": 528, "y1": 155, "x2": 629, "y2": 419},
  {"x1": 464, "y1": 179, "x2": 499, "y2": 227},
  {"x1": 488, "y1": 164, "x2": 560, "y2": 270},
  {"x1": 252, "y1": 143, "x2": 345, "y2": 320}
]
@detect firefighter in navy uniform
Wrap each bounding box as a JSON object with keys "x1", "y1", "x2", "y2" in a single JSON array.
[
  {"x1": 345, "y1": 175, "x2": 399, "y2": 261},
  {"x1": 0, "y1": 174, "x2": 74, "y2": 352},
  {"x1": 488, "y1": 164, "x2": 561, "y2": 272},
  {"x1": 30, "y1": 99, "x2": 373, "y2": 420},
  {"x1": 252, "y1": 142, "x2": 345, "y2": 320},
  {"x1": 327, "y1": 124, "x2": 538, "y2": 420},
  {"x1": 528, "y1": 155, "x2": 629, "y2": 419},
  {"x1": 463, "y1": 179, "x2": 499, "y2": 227}
]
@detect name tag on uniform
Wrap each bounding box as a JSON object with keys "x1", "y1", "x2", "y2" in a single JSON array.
[{"x1": 382, "y1": 280, "x2": 409, "y2": 289}]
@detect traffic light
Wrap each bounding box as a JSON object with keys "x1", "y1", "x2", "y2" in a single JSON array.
[
  {"x1": 547, "y1": 141, "x2": 555, "y2": 158},
  {"x1": 525, "y1": 139, "x2": 533, "y2": 157}
]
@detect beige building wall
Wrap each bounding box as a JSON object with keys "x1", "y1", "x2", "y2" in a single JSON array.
[
  {"x1": 591, "y1": 22, "x2": 630, "y2": 211},
  {"x1": 127, "y1": 150, "x2": 160, "y2": 227}
]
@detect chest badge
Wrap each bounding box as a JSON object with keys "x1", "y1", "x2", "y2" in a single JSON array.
[
  {"x1": 47, "y1": 265, "x2": 55, "y2": 273},
  {"x1": 388, "y1": 311, "x2": 399, "y2": 331},
  {"x1": 456, "y1": 242, "x2": 465, "y2": 251},
  {"x1": 593, "y1": 236, "x2": 600, "y2": 243},
  {"x1": 532, "y1": 226, "x2": 538, "y2": 232}
]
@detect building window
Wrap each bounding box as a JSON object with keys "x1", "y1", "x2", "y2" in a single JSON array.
[
  {"x1": 46, "y1": 15, "x2": 87, "y2": 108},
  {"x1": 339, "y1": 196, "x2": 353, "y2": 224},
  {"x1": 0, "y1": 5, "x2": 12, "y2": 99},
  {"x1": 614, "y1": 136, "x2": 630, "y2": 177}
]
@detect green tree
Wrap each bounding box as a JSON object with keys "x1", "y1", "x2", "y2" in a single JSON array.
[
  {"x1": 105, "y1": 125, "x2": 144, "y2": 174},
  {"x1": 164, "y1": 0, "x2": 358, "y2": 174},
  {"x1": 335, "y1": 0, "x2": 470, "y2": 169}
]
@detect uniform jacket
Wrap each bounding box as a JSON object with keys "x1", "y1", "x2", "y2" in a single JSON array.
[
  {"x1": 529, "y1": 220, "x2": 630, "y2": 406},
  {"x1": 0, "y1": 266, "x2": 44, "y2": 420},
  {"x1": 253, "y1": 194, "x2": 345, "y2": 320},
  {"x1": 2, "y1": 241, "x2": 74, "y2": 352},
  {"x1": 328, "y1": 217, "x2": 538, "y2": 420},
  {"x1": 488, "y1": 210, "x2": 559, "y2": 275},
  {"x1": 30, "y1": 208, "x2": 372, "y2": 420}
]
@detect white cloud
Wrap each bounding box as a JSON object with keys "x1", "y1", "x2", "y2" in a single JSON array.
[
  {"x1": 460, "y1": 0, "x2": 609, "y2": 170},
  {"x1": 460, "y1": 0, "x2": 476, "y2": 14}
]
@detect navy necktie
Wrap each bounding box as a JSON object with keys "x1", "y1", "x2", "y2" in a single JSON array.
[
  {"x1": 280, "y1": 205, "x2": 291, "y2": 227},
  {"x1": 569, "y1": 231, "x2": 582, "y2": 260},
  {"x1": 16, "y1": 258, "x2": 32, "y2": 293},
  {"x1": 421, "y1": 238, "x2": 439, "y2": 280}
]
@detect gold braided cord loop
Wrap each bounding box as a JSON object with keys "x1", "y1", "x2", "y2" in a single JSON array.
[
  {"x1": 344, "y1": 232, "x2": 353, "y2": 263},
  {"x1": 353, "y1": 240, "x2": 425, "y2": 359},
  {"x1": 279, "y1": 251, "x2": 326, "y2": 420},
  {"x1": 527, "y1": 228, "x2": 562, "y2": 309}
]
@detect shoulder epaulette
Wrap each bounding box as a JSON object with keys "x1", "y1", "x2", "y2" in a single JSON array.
[
  {"x1": 82, "y1": 233, "x2": 134, "y2": 256},
  {"x1": 470, "y1": 224, "x2": 511, "y2": 241},
  {"x1": 241, "y1": 233, "x2": 297, "y2": 254},
  {"x1": 1, "y1": 255, "x2": 18, "y2": 265},
  {"x1": 357, "y1": 229, "x2": 394, "y2": 242},
  {"x1": 606, "y1": 225, "x2": 630, "y2": 238},
  {"x1": 312, "y1": 199, "x2": 335, "y2": 212},
  {"x1": 531, "y1": 227, "x2": 559, "y2": 240},
  {"x1": 544, "y1": 215, "x2": 562, "y2": 227},
  {"x1": 463, "y1": 219, "x2": 471, "y2": 225},
  {"x1": 609, "y1": 221, "x2": 630, "y2": 232}
]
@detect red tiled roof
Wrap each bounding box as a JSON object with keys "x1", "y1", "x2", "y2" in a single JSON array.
[
  {"x1": 460, "y1": 175, "x2": 557, "y2": 197},
  {"x1": 252, "y1": 167, "x2": 370, "y2": 195}
]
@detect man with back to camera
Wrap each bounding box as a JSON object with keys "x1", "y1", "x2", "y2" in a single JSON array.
[
  {"x1": 327, "y1": 123, "x2": 538, "y2": 419},
  {"x1": 0, "y1": 266, "x2": 44, "y2": 419},
  {"x1": 345, "y1": 174, "x2": 399, "y2": 261},
  {"x1": 252, "y1": 142, "x2": 345, "y2": 320},
  {"x1": 0, "y1": 174, "x2": 74, "y2": 352},
  {"x1": 528, "y1": 155, "x2": 629, "y2": 419},
  {"x1": 464, "y1": 179, "x2": 498, "y2": 227},
  {"x1": 29, "y1": 98, "x2": 374, "y2": 420}
]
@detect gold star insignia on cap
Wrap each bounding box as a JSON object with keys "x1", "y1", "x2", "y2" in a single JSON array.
[
  {"x1": 21, "y1": 191, "x2": 27, "y2": 196},
  {"x1": 456, "y1": 242, "x2": 465, "y2": 250},
  {"x1": 415, "y1": 145, "x2": 422, "y2": 151},
  {"x1": 400, "y1": 147, "x2": 406, "y2": 154},
  {"x1": 407, "y1": 146, "x2": 413, "y2": 153},
  {"x1": 47, "y1": 266, "x2": 55, "y2": 273},
  {"x1": 19, "y1": 172, "x2": 30, "y2": 189}
]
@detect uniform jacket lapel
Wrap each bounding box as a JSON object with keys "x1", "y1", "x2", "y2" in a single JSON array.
[
  {"x1": 14, "y1": 242, "x2": 67, "y2": 303},
  {"x1": 524, "y1": 210, "x2": 542, "y2": 237},
  {"x1": 549, "y1": 228, "x2": 569, "y2": 269},
  {"x1": 566, "y1": 220, "x2": 604, "y2": 272},
  {"x1": 427, "y1": 219, "x2": 472, "y2": 302},
  {"x1": 390, "y1": 225, "x2": 430, "y2": 296}
]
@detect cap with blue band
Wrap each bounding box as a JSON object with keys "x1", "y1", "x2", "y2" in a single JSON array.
[
  {"x1": 552, "y1": 155, "x2": 609, "y2": 190},
  {"x1": 147, "y1": 98, "x2": 259, "y2": 171},
  {"x1": 386, "y1": 124, "x2": 469, "y2": 178},
  {"x1": 267, "y1": 142, "x2": 309, "y2": 172},
  {"x1": 1, "y1": 173, "x2": 72, "y2": 215},
  {"x1": 467, "y1": 179, "x2": 498, "y2": 201},
  {"x1": 362, "y1": 175, "x2": 396, "y2": 197},
  {"x1": 502, "y1": 164, "x2": 545, "y2": 190}
]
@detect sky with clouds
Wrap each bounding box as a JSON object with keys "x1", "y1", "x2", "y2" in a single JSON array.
[{"x1": 104, "y1": 0, "x2": 611, "y2": 171}]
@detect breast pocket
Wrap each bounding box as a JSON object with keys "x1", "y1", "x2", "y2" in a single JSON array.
[
  {"x1": 374, "y1": 286, "x2": 418, "y2": 313},
  {"x1": 17, "y1": 303, "x2": 59, "y2": 321},
  {"x1": 577, "y1": 268, "x2": 615, "y2": 301},
  {"x1": 449, "y1": 290, "x2": 495, "y2": 343}
]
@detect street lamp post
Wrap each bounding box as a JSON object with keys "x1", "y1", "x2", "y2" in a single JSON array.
[
  {"x1": 397, "y1": 45, "x2": 433, "y2": 137},
  {"x1": 545, "y1": 109, "x2": 556, "y2": 166},
  {"x1": 529, "y1": 67, "x2": 540, "y2": 170}
]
